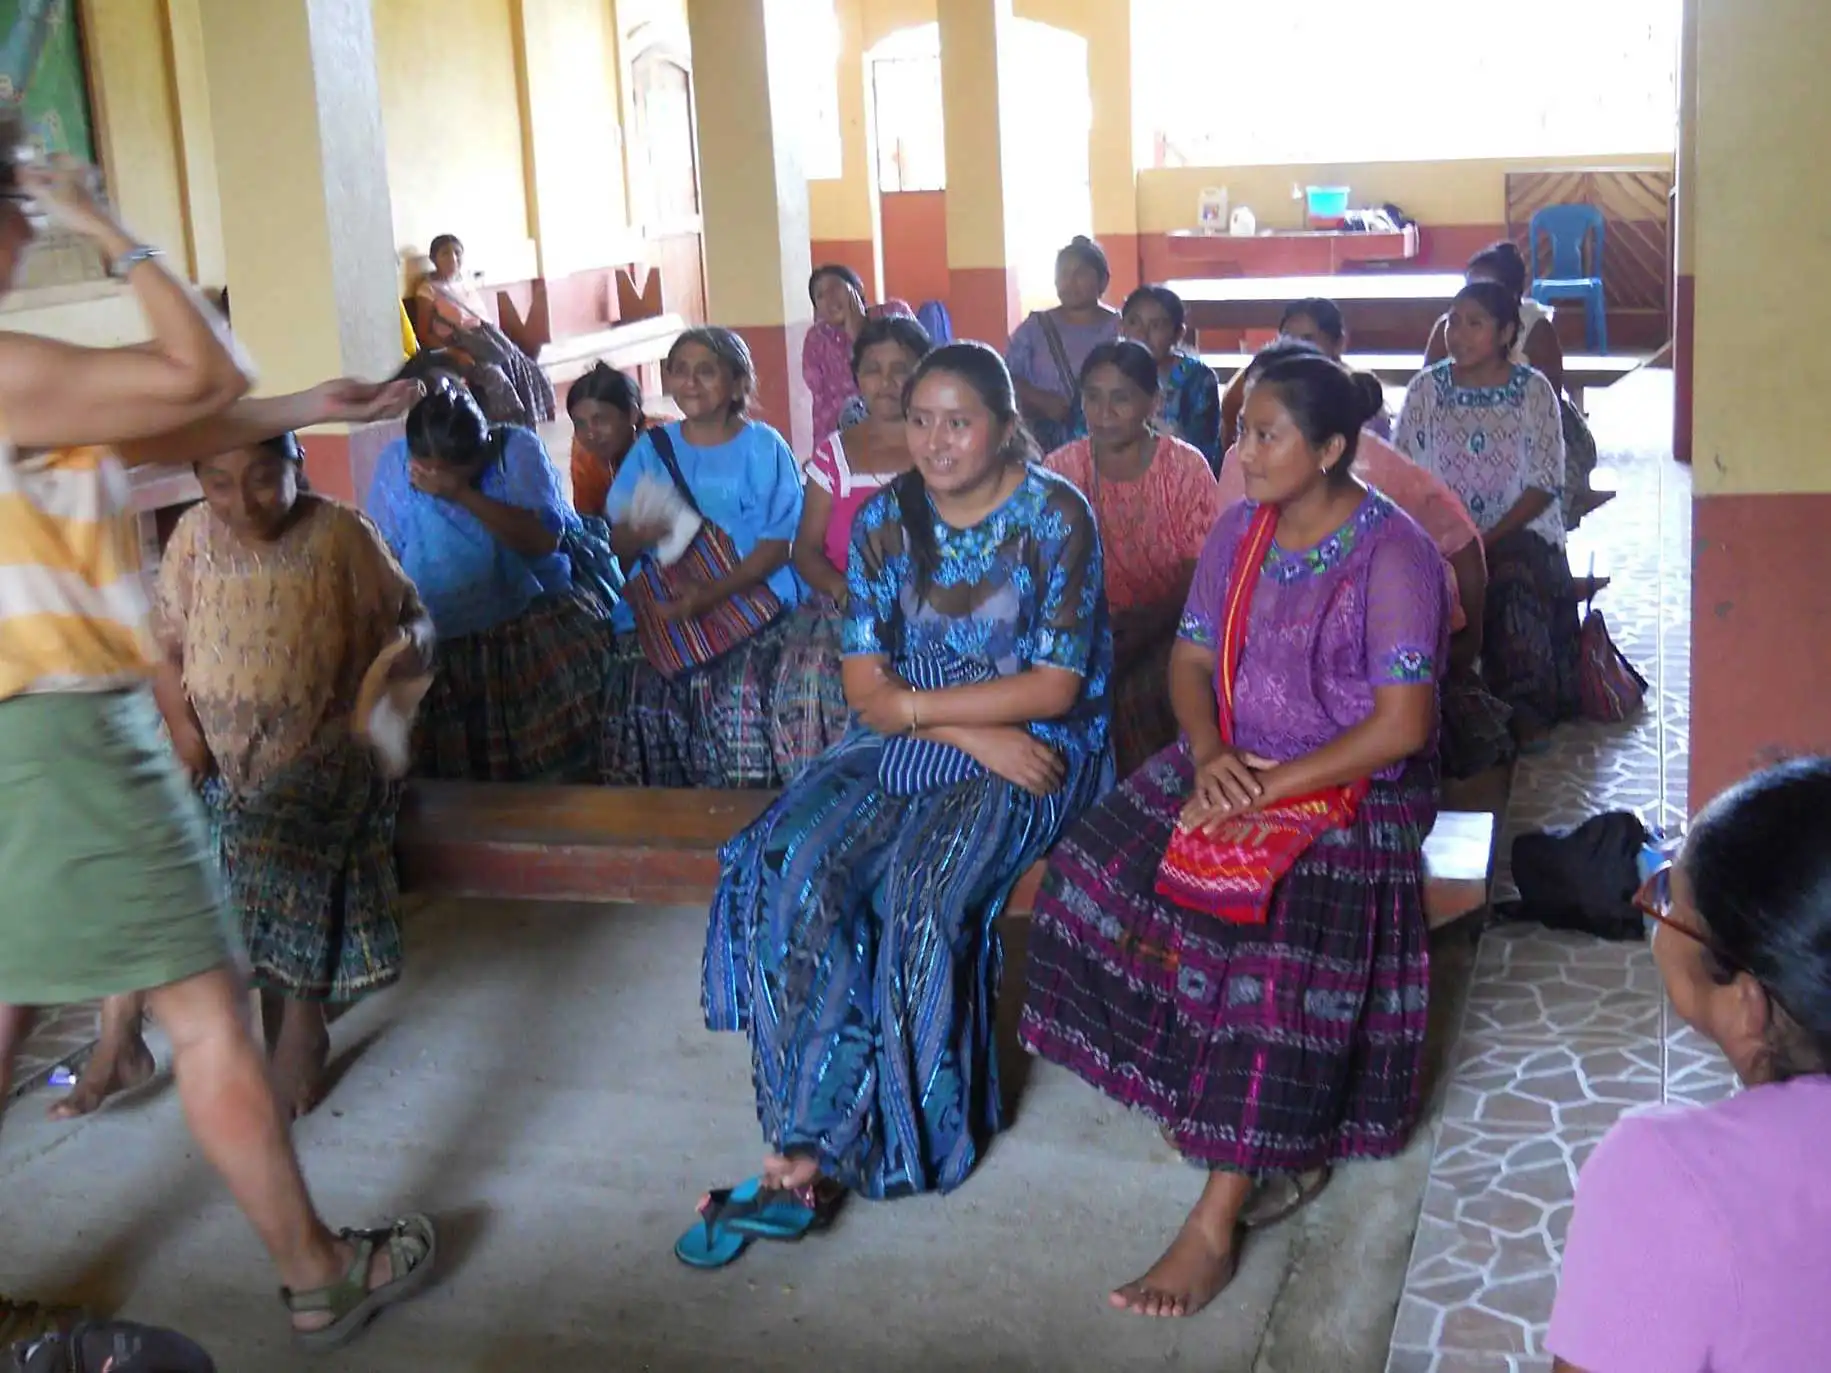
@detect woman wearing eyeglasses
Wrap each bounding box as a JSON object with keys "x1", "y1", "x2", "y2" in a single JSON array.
[{"x1": 1547, "y1": 757, "x2": 1831, "y2": 1372}]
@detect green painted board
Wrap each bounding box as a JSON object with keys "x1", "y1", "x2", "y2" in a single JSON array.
[{"x1": 0, "y1": 0, "x2": 94, "y2": 162}]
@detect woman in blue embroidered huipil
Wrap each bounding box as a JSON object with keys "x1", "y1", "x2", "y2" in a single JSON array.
[{"x1": 689, "y1": 343, "x2": 1112, "y2": 1254}]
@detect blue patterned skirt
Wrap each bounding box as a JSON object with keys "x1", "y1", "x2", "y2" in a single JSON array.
[
  {"x1": 767, "y1": 601, "x2": 852, "y2": 784},
  {"x1": 704, "y1": 728, "x2": 1108, "y2": 1198},
  {"x1": 203, "y1": 738, "x2": 401, "y2": 1004}
]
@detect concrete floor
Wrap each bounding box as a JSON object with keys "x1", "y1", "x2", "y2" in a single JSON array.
[{"x1": 0, "y1": 898, "x2": 1474, "y2": 1371}]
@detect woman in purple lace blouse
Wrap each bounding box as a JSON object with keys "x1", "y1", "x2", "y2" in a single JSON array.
[
  {"x1": 1021, "y1": 350, "x2": 1449, "y2": 1320},
  {"x1": 801, "y1": 264, "x2": 914, "y2": 446}
]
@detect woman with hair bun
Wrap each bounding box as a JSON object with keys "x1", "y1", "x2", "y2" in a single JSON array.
[
  {"x1": 1395, "y1": 280, "x2": 1578, "y2": 751},
  {"x1": 1046, "y1": 339, "x2": 1223, "y2": 775},
  {"x1": 1023, "y1": 347, "x2": 1449, "y2": 1318},
  {"x1": 687, "y1": 343, "x2": 1111, "y2": 1254},
  {"x1": 368, "y1": 381, "x2": 612, "y2": 781},
  {"x1": 1006, "y1": 235, "x2": 1122, "y2": 451},
  {"x1": 1548, "y1": 756, "x2": 1831, "y2": 1372}
]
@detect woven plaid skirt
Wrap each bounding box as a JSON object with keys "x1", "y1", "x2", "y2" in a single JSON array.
[
  {"x1": 1019, "y1": 741, "x2": 1436, "y2": 1176},
  {"x1": 416, "y1": 588, "x2": 613, "y2": 782},
  {"x1": 1484, "y1": 530, "x2": 1581, "y2": 737},
  {"x1": 767, "y1": 601, "x2": 851, "y2": 783},
  {"x1": 1110, "y1": 626, "x2": 1180, "y2": 779},
  {"x1": 204, "y1": 739, "x2": 400, "y2": 1003},
  {"x1": 600, "y1": 615, "x2": 791, "y2": 788}
]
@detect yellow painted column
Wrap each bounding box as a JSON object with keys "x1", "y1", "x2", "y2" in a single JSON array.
[
  {"x1": 809, "y1": 0, "x2": 883, "y2": 299},
  {"x1": 196, "y1": 0, "x2": 401, "y2": 503},
  {"x1": 1085, "y1": 0, "x2": 1138, "y2": 302},
  {"x1": 685, "y1": 0, "x2": 815, "y2": 455},
  {"x1": 1671, "y1": 0, "x2": 1698, "y2": 465},
  {"x1": 1688, "y1": 0, "x2": 1831, "y2": 808},
  {"x1": 938, "y1": 0, "x2": 1024, "y2": 345}
]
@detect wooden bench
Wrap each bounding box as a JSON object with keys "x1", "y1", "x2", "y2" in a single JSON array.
[
  {"x1": 1200, "y1": 350, "x2": 1643, "y2": 409},
  {"x1": 398, "y1": 783, "x2": 1496, "y2": 930},
  {"x1": 539, "y1": 312, "x2": 686, "y2": 395}
]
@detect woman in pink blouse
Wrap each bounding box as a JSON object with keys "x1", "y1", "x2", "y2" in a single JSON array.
[
  {"x1": 771, "y1": 315, "x2": 934, "y2": 779},
  {"x1": 1045, "y1": 340, "x2": 1222, "y2": 775},
  {"x1": 801, "y1": 264, "x2": 915, "y2": 447},
  {"x1": 1548, "y1": 757, "x2": 1831, "y2": 1373}
]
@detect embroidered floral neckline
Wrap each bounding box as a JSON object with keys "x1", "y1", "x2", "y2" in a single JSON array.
[
  {"x1": 1262, "y1": 489, "x2": 1394, "y2": 583},
  {"x1": 1432, "y1": 359, "x2": 1533, "y2": 406}
]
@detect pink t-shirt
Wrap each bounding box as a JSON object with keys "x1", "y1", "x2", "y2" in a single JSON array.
[
  {"x1": 805, "y1": 431, "x2": 899, "y2": 573},
  {"x1": 1217, "y1": 430, "x2": 1476, "y2": 633},
  {"x1": 1547, "y1": 1076, "x2": 1831, "y2": 1373}
]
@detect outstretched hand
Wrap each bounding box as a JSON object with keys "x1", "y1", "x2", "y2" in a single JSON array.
[
  {"x1": 17, "y1": 158, "x2": 116, "y2": 240},
  {"x1": 311, "y1": 377, "x2": 425, "y2": 426}
]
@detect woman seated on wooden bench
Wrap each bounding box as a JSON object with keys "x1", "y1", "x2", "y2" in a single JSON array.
[
  {"x1": 1119, "y1": 284, "x2": 1222, "y2": 473},
  {"x1": 1547, "y1": 758, "x2": 1831, "y2": 1373},
  {"x1": 1021, "y1": 351, "x2": 1448, "y2": 1319},
  {"x1": 1045, "y1": 340, "x2": 1223, "y2": 776},
  {"x1": 1423, "y1": 241, "x2": 1601, "y2": 532},
  {"x1": 1219, "y1": 297, "x2": 1388, "y2": 452},
  {"x1": 1395, "y1": 282, "x2": 1579, "y2": 753},
  {"x1": 680, "y1": 344, "x2": 1111, "y2": 1267},
  {"x1": 770, "y1": 314, "x2": 933, "y2": 781},
  {"x1": 413, "y1": 233, "x2": 556, "y2": 424},
  {"x1": 566, "y1": 361, "x2": 645, "y2": 520},
  {"x1": 802, "y1": 263, "x2": 916, "y2": 445},
  {"x1": 601, "y1": 327, "x2": 804, "y2": 789},
  {"x1": 1217, "y1": 339, "x2": 1513, "y2": 779},
  {"x1": 369, "y1": 380, "x2": 613, "y2": 781}
]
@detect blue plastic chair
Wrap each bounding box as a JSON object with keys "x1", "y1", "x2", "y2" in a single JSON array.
[{"x1": 1527, "y1": 204, "x2": 1608, "y2": 354}]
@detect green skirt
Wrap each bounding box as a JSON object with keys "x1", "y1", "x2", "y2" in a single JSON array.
[{"x1": 0, "y1": 689, "x2": 233, "y2": 1005}]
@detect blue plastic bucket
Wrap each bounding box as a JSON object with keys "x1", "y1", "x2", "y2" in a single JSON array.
[{"x1": 1305, "y1": 185, "x2": 1350, "y2": 224}]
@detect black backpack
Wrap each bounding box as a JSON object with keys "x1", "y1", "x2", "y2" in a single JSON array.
[{"x1": 1502, "y1": 810, "x2": 1648, "y2": 942}]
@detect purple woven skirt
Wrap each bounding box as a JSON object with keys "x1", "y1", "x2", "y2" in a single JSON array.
[{"x1": 1018, "y1": 741, "x2": 1436, "y2": 1175}]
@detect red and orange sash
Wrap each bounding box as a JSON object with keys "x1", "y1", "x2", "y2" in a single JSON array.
[{"x1": 1156, "y1": 505, "x2": 1368, "y2": 924}]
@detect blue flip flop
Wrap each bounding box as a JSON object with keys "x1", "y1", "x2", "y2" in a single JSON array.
[
  {"x1": 672, "y1": 1179, "x2": 763, "y2": 1270},
  {"x1": 723, "y1": 1186, "x2": 823, "y2": 1242}
]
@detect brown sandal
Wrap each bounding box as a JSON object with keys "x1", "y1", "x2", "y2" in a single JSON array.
[{"x1": 282, "y1": 1213, "x2": 437, "y2": 1353}]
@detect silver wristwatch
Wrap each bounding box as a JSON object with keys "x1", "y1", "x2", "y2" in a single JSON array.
[{"x1": 106, "y1": 244, "x2": 163, "y2": 280}]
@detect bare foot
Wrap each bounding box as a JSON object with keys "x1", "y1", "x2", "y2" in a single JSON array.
[
  {"x1": 1110, "y1": 1211, "x2": 1239, "y2": 1318},
  {"x1": 761, "y1": 1152, "x2": 821, "y2": 1192},
  {"x1": 48, "y1": 1033, "x2": 154, "y2": 1121},
  {"x1": 271, "y1": 1016, "x2": 330, "y2": 1121}
]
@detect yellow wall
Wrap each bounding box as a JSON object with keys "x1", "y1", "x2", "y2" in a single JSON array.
[
  {"x1": 519, "y1": 0, "x2": 639, "y2": 277},
  {"x1": 373, "y1": 0, "x2": 536, "y2": 282},
  {"x1": 1691, "y1": 0, "x2": 1831, "y2": 497}
]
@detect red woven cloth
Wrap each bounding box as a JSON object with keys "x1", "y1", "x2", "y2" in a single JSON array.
[{"x1": 1155, "y1": 503, "x2": 1367, "y2": 924}]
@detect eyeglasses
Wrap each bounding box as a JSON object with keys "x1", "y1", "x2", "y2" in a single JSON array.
[{"x1": 1634, "y1": 859, "x2": 1740, "y2": 972}]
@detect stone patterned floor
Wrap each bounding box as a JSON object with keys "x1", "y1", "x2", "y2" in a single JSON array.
[{"x1": 1386, "y1": 371, "x2": 1732, "y2": 1373}]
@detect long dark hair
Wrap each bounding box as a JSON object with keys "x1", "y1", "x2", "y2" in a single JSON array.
[
  {"x1": 405, "y1": 382, "x2": 493, "y2": 466},
  {"x1": 566, "y1": 361, "x2": 642, "y2": 425},
  {"x1": 1248, "y1": 349, "x2": 1384, "y2": 483},
  {"x1": 895, "y1": 341, "x2": 1036, "y2": 600},
  {"x1": 1467, "y1": 239, "x2": 1529, "y2": 297},
  {"x1": 1685, "y1": 757, "x2": 1831, "y2": 1080},
  {"x1": 1121, "y1": 284, "x2": 1187, "y2": 337}
]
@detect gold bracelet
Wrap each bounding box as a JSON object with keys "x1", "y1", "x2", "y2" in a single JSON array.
[{"x1": 908, "y1": 690, "x2": 920, "y2": 736}]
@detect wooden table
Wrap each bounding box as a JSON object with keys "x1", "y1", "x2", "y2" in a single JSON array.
[
  {"x1": 1167, "y1": 272, "x2": 1467, "y2": 347},
  {"x1": 1166, "y1": 226, "x2": 1419, "y2": 276}
]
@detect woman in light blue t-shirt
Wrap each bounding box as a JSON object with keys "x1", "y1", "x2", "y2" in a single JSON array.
[{"x1": 602, "y1": 326, "x2": 804, "y2": 788}]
